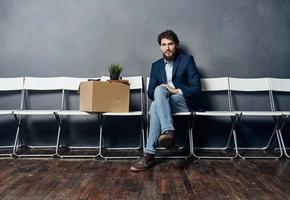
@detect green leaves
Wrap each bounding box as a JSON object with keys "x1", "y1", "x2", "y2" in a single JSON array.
[{"x1": 108, "y1": 64, "x2": 123, "y2": 80}]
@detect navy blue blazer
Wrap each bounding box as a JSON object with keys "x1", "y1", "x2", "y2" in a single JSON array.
[{"x1": 148, "y1": 53, "x2": 201, "y2": 111}]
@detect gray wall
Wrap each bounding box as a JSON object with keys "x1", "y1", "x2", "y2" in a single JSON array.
[
  {"x1": 1, "y1": 0, "x2": 290, "y2": 148},
  {"x1": 1, "y1": 0, "x2": 290, "y2": 78}
]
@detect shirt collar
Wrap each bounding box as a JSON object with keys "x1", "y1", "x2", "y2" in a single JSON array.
[{"x1": 164, "y1": 59, "x2": 173, "y2": 65}]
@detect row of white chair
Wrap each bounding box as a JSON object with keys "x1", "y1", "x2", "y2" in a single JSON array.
[
  {"x1": 145, "y1": 77, "x2": 290, "y2": 160},
  {"x1": 0, "y1": 76, "x2": 144, "y2": 159},
  {"x1": 193, "y1": 77, "x2": 290, "y2": 159},
  {"x1": 0, "y1": 76, "x2": 290, "y2": 159}
]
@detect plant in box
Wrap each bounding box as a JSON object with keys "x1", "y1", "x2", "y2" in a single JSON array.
[{"x1": 108, "y1": 64, "x2": 123, "y2": 80}]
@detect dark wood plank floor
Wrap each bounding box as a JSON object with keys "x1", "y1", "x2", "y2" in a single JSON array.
[{"x1": 0, "y1": 158, "x2": 290, "y2": 200}]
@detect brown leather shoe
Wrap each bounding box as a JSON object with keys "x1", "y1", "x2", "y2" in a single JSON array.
[
  {"x1": 158, "y1": 130, "x2": 174, "y2": 149},
  {"x1": 130, "y1": 153, "x2": 155, "y2": 172}
]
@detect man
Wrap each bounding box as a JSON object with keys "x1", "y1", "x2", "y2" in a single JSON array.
[{"x1": 130, "y1": 30, "x2": 201, "y2": 172}]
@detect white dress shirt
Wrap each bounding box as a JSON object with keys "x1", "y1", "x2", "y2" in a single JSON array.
[{"x1": 164, "y1": 59, "x2": 183, "y2": 95}]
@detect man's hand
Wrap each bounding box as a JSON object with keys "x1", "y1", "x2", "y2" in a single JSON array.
[{"x1": 161, "y1": 84, "x2": 179, "y2": 94}]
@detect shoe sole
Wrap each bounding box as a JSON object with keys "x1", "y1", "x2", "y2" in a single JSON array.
[{"x1": 130, "y1": 160, "x2": 155, "y2": 172}]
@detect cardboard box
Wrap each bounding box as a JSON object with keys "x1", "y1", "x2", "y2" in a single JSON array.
[{"x1": 79, "y1": 81, "x2": 129, "y2": 112}]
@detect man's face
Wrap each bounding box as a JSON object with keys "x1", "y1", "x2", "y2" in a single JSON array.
[{"x1": 160, "y1": 38, "x2": 177, "y2": 61}]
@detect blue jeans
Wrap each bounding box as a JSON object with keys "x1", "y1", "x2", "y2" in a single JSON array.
[{"x1": 144, "y1": 85, "x2": 189, "y2": 155}]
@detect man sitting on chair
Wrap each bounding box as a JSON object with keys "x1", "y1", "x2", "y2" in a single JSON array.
[{"x1": 130, "y1": 30, "x2": 201, "y2": 172}]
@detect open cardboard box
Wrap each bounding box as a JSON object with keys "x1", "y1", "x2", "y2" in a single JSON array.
[{"x1": 79, "y1": 80, "x2": 129, "y2": 112}]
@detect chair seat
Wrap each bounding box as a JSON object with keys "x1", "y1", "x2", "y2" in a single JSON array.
[
  {"x1": 102, "y1": 111, "x2": 142, "y2": 116},
  {"x1": 13, "y1": 110, "x2": 59, "y2": 115},
  {"x1": 172, "y1": 112, "x2": 191, "y2": 116},
  {"x1": 0, "y1": 110, "x2": 14, "y2": 115},
  {"x1": 238, "y1": 111, "x2": 283, "y2": 116},
  {"x1": 195, "y1": 111, "x2": 236, "y2": 116},
  {"x1": 148, "y1": 111, "x2": 191, "y2": 116},
  {"x1": 56, "y1": 110, "x2": 94, "y2": 116}
]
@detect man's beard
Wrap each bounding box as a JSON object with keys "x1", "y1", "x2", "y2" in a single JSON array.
[{"x1": 163, "y1": 51, "x2": 176, "y2": 61}]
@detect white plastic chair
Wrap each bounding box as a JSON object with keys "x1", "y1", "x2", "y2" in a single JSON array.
[
  {"x1": 54, "y1": 77, "x2": 101, "y2": 158},
  {"x1": 99, "y1": 76, "x2": 145, "y2": 159},
  {"x1": 193, "y1": 77, "x2": 239, "y2": 159},
  {"x1": 270, "y1": 78, "x2": 290, "y2": 158},
  {"x1": 146, "y1": 77, "x2": 192, "y2": 159},
  {"x1": 13, "y1": 77, "x2": 65, "y2": 157},
  {"x1": 229, "y1": 77, "x2": 283, "y2": 159},
  {"x1": 0, "y1": 77, "x2": 24, "y2": 157}
]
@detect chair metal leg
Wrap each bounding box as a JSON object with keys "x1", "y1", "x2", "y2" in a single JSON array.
[
  {"x1": 189, "y1": 124, "x2": 194, "y2": 156},
  {"x1": 278, "y1": 130, "x2": 290, "y2": 158},
  {"x1": 99, "y1": 115, "x2": 144, "y2": 160},
  {"x1": 236, "y1": 115, "x2": 283, "y2": 160},
  {"x1": 237, "y1": 123, "x2": 278, "y2": 151},
  {"x1": 192, "y1": 114, "x2": 239, "y2": 159},
  {"x1": 13, "y1": 114, "x2": 60, "y2": 158},
  {"x1": 12, "y1": 126, "x2": 20, "y2": 156},
  {"x1": 258, "y1": 116, "x2": 281, "y2": 151},
  {"x1": 98, "y1": 117, "x2": 104, "y2": 159},
  {"x1": 12, "y1": 113, "x2": 21, "y2": 157},
  {"x1": 223, "y1": 130, "x2": 233, "y2": 151},
  {"x1": 232, "y1": 129, "x2": 239, "y2": 158},
  {"x1": 56, "y1": 114, "x2": 100, "y2": 159},
  {"x1": 54, "y1": 113, "x2": 62, "y2": 158},
  {"x1": 261, "y1": 130, "x2": 277, "y2": 151},
  {"x1": 277, "y1": 115, "x2": 290, "y2": 158}
]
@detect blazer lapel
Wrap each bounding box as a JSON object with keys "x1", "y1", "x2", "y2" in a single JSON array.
[
  {"x1": 160, "y1": 60, "x2": 167, "y2": 83},
  {"x1": 172, "y1": 55, "x2": 179, "y2": 80}
]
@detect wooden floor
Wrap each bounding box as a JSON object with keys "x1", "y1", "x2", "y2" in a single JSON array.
[{"x1": 0, "y1": 157, "x2": 290, "y2": 200}]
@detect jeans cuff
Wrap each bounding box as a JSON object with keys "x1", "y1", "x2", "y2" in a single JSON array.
[
  {"x1": 161, "y1": 127, "x2": 175, "y2": 134},
  {"x1": 144, "y1": 148, "x2": 155, "y2": 155}
]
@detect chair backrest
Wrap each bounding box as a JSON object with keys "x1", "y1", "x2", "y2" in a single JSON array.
[
  {"x1": 0, "y1": 77, "x2": 24, "y2": 110},
  {"x1": 0, "y1": 77, "x2": 24, "y2": 91},
  {"x1": 122, "y1": 76, "x2": 143, "y2": 112},
  {"x1": 146, "y1": 77, "x2": 150, "y2": 90},
  {"x1": 62, "y1": 77, "x2": 88, "y2": 91},
  {"x1": 23, "y1": 77, "x2": 65, "y2": 110},
  {"x1": 270, "y1": 78, "x2": 290, "y2": 111},
  {"x1": 201, "y1": 77, "x2": 230, "y2": 91},
  {"x1": 200, "y1": 77, "x2": 232, "y2": 111},
  {"x1": 270, "y1": 78, "x2": 290, "y2": 92},
  {"x1": 122, "y1": 76, "x2": 143, "y2": 90},
  {"x1": 229, "y1": 77, "x2": 272, "y2": 111},
  {"x1": 24, "y1": 77, "x2": 64, "y2": 90},
  {"x1": 229, "y1": 77, "x2": 270, "y2": 92},
  {"x1": 60, "y1": 77, "x2": 89, "y2": 110}
]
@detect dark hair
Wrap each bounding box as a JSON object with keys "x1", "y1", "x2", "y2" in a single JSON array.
[{"x1": 157, "y1": 30, "x2": 179, "y2": 45}]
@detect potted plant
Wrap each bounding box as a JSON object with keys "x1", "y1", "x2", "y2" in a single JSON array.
[{"x1": 108, "y1": 64, "x2": 123, "y2": 80}]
